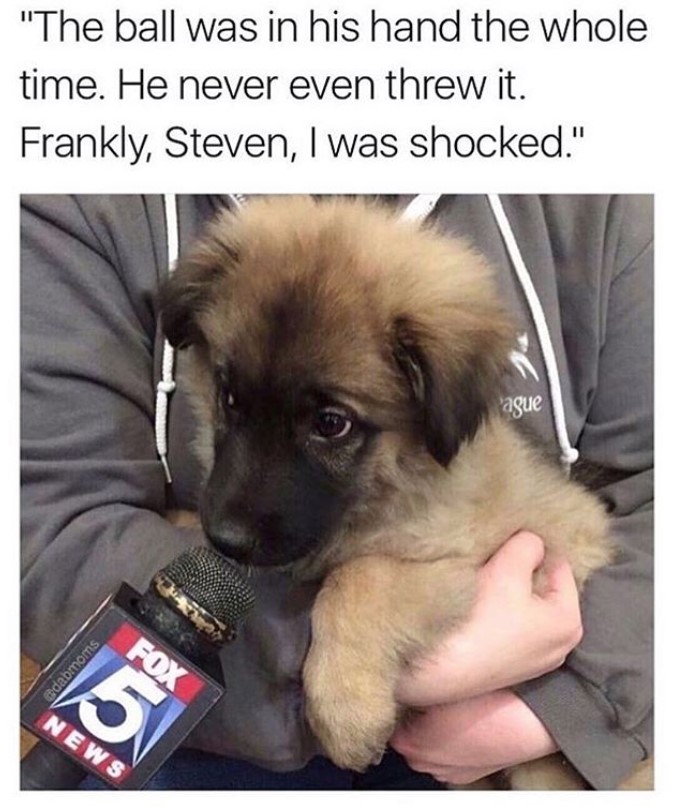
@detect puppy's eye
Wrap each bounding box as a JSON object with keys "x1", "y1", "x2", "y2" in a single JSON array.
[
  {"x1": 221, "y1": 389, "x2": 236, "y2": 410},
  {"x1": 312, "y1": 408, "x2": 353, "y2": 440}
]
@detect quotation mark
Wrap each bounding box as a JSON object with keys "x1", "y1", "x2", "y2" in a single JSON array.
[
  {"x1": 565, "y1": 125, "x2": 585, "y2": 157},
  {"x1": 21, "y1": 9, "x2": 33, "y2": 23}
]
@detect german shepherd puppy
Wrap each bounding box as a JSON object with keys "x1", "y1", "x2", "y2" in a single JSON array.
[{"x1": 160, "y1": 196, "x2": 612, "y2": 788}]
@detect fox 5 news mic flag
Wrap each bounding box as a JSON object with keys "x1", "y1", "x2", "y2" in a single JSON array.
[{"x1": 21, "y1": 548, "x2": 255, "y2": 789}]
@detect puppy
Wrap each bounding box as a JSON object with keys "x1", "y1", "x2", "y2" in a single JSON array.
[{"x1": 160, "y1": 196, "x2": 613, "y2": 789}]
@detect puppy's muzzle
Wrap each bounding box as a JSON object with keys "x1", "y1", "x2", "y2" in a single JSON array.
[
  {"x1": 201, "y1": 512, "x2": 259, "y2": 564},
  {"x1": 201, "y1": 505, "x2": 313, "y2": 567}
]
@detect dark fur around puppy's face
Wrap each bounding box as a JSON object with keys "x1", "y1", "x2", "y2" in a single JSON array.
[{"x1": 160, "y1": 197, "x2": 516, "y2": 568}]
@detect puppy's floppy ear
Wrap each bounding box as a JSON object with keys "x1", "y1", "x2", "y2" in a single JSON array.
[
  {"x1": 394, "y1": 311, "x2": 513, "y2": 466},
  {"x1": 159, "y1": 239, "x2": 239, "y2": 349}
]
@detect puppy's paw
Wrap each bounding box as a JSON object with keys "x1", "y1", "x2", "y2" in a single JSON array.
[
  {"x1": 303, "y1": 644, "x2": 398, "y2": 771},
  {"x1": 305, "y1": 688, "x2": 396, "y2": 771}
]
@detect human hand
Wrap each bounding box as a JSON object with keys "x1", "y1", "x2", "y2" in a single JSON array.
[
  {"x1": 390, "y1": 689, "x2": 558, "y2": 785},
  {"x1": 396, "y1": 531, "x2": 583, "y2": 707}
]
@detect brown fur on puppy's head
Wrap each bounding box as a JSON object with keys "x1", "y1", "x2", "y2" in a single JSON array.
[{"x1": 160, "y1": 196, "x2": 516, "y2": 569}]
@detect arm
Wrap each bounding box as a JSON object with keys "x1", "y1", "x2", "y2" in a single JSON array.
[
  {"x1": 394, "y1": 530, "x2": 583, "y2": 707},
  {"x1": 390, "y1": 532, "x2": 581, "y2": 786},
  {"x1": 514, "y1": 200, "x2": 654, "y2": 789},
  {"x1": 21, "y1": 194, "x2": 208, "y2": 663}
]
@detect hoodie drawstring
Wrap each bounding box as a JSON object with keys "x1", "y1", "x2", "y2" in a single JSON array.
[
  {"x1": 156, "y1": 194, "x2": 180, "y2": 483},
  {"x1": 157, "y1": 194, "x2": 246, "y2": 483},
  {"x1": 486, "y1": 194, "x2": 579, "y2": 471}
]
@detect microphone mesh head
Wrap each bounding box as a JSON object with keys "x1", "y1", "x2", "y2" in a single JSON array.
[{"x1": 160, "y1": 546, "x2": 255, "y2": 627}]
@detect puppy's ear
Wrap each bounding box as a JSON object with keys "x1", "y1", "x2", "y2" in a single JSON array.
[
  {"x1": 394, "y1": 312, "x2": 513, "y2": 466},
  {"x1": 159, "y1": 240, "x2": 239, "y2": 349}
]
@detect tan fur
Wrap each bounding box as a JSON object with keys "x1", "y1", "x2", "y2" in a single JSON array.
[
  {"x1": 165, "y1": 509, "x2": 201, "y2": 529},
  {"x1": 504, "y1": 755, "x2": 589, "y2": 790},
  {"x1": 618, "y1": 758, "x2": 654, "y2": 790},
  {"x1": 168, "y1": 196, "x2": 618, "y2": 788}
]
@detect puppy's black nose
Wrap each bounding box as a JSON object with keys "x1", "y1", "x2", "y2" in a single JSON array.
[{"x1": 201, "y1": 513, "x2": 258, "y2": 563}]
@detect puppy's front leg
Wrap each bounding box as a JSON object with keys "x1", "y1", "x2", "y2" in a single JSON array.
[{"x1": 303, "y1": 554, "x2": 477, "y2": 771}]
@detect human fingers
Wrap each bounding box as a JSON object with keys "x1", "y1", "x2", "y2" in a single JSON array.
[
  {"x1": 392, "y1": 691, "x2": 558, "y2": 770},
  {"x1": 482, "y1": 530, "x2": 546, "y2": 590},
  {"x1": 539, "y1": 555, "x2": 579, "y2": 602},
  {"x1": 536, "y1": 556, "x2": 584, "y2": 662}
]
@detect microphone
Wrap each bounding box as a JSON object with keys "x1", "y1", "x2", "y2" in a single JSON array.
[{"x1": 20, "y1": 546, "x2": 255, "y2": 790}]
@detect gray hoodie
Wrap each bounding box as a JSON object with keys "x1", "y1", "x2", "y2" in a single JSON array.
[{"x1": 20, "y1": 194, "x2": 653, "y2": 789}]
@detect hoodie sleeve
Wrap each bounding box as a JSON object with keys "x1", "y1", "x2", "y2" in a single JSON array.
[
  {"x1": 516, "y1": 200, "x2": 653, "y2": 790},
  {"x1": 21, "y1": 194, "x2": 212, "y2": 662}
]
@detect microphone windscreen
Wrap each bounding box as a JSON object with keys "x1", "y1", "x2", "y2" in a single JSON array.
[{"x1": 156, "y1": 546, "x2": 256, "y2": 630}]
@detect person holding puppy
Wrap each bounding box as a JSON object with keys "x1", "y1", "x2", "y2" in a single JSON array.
[{"x1": 21, "y1": 194, "x2": 652, "y2": 789}]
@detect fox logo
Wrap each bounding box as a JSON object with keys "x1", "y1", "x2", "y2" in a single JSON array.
[
  {"x1": 40, "y1": 622, "x2": 206, "y2": 771},
  {"x1": 125, "y1": 636, "x2": 188, "y2": 692}
]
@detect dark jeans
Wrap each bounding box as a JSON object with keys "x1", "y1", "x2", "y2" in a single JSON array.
[{"x1": 80, "y1": 748, "x2": 445, "y2": 790}]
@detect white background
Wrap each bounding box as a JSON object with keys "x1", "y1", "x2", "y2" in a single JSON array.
[{"x1": 2, "y1": 0, "x2": 674, "y2": 802}]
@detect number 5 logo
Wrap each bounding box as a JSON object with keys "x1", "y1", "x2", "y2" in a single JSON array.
[{"x1": 79, "y1": 666, "x2": 167, "y2": 744}]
